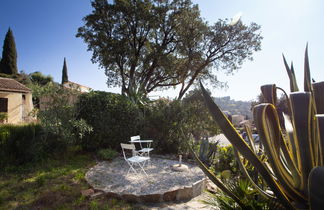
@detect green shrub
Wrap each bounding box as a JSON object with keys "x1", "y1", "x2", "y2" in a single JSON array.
[
  {"x1": 76, "y1": 91, "x2": 140, "y2": 151},
  {"x1": 212, "y1": 145, "x2": 239, "y2": 175},
  {"x1": 76, "y1": 91, "x2": 219, "y2": 155},
  {"x1": 97, "y1": 148, "x2": 118, "y2": 160},
  {"x1": 0, "y1": 112, "x2": 8, "y2": 123},
  {"x1": 183, "y1": 88, "x2": 220, "y2": 141},
  {"x1": 0, "y1": 123, "x2": 46, "y2": 167},
  {"x1": 141, "y1": 99, "x2": 191, "y2": 155},
  {"x1": 204, "y1": 178, "x2": 270, "y2": 210},
  {"x1": 37, "y1": 84, "x2": 92, "y2": 146}
]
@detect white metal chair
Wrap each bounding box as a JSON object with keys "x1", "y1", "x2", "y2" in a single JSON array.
[
  {"x1": 120, "y1": 143, "x2": 150, "y2": 176},
  {"x1": 130, "y1": 135, "x2": 154, "y2": 158}
]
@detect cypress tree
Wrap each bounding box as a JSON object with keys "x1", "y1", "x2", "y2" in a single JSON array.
[
  {"x1": 0, "y1": 28, "x2": 18, "y2": 74},
  {"x1": 61, "y1": 57, "x2": 68, "y2": 84}
]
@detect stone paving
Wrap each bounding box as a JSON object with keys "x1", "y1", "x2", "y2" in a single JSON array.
[
  {"x1": 85, "y1": 156, "x2": 207, "y2": 203},
  {"x1": 137, "y1": 192, "x2": 218, "y2": 210}
]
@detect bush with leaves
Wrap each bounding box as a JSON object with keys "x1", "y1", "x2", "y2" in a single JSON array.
[
  {"x1": 76, "y1": 91, "x2": 220, "y2": 155},
  {"x1": 97, "y1": 148, "x2": 118, "y2": 161},
  {"x1": 0, "y1": 123, "x2": 46, "y2": 167},
  {"x1": 211, "y1": 145, "x2": 240, "y2": 176},
  {"x1": 37, "y1": 84, "x2": 92, "y2": 148},
  {"x1": 0, "y1": 112, "x2": 8, "y2": 123},
  {"x1": 140, "y1": 99, "x2": 191, "y2": 155},
  {"x1": 183, "y1": 88, "x2": 220, "y2": 142},
  {"x1": 204, "y1": 178, "x2": 271, "y2": 210},
  {"x1": 76, "y1": 91, "x2": 140, "y2": 151}
]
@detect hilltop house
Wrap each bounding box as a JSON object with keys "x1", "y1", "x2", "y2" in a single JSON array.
[
  {"x1": 62, "y1": 81, "x2": 92, "y2": 93},
  {"x1": 0, "y1": 77, "x2": 34, "y2": 123}
]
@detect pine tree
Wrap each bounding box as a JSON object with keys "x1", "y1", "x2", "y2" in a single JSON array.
[
  {"x1": 0, "y1": 28, "x2": 18, "y2": 74},
  {"x1": 61, "y1": 57, "x2": 68, "y2": 84}
]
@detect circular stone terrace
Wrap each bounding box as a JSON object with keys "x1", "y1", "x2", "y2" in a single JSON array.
[{"x1": 85, "y1": 156, "x2": 206, "y2": 203}]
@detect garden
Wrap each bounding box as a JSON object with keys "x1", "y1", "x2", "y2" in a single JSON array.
[
  {"x1": 0, "y1": 83, "x2": 221, "y2": 209},
  {"x1": 1, "y1": 47, "x2": 324, "y2": 209},
  {"x1": 0, "y1": 0, "x2": 323, "y2": 209}
]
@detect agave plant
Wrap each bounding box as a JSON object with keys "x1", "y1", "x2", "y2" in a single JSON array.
[{"x1": 193, "y1": 45, "x2": 324, "y2": 209}]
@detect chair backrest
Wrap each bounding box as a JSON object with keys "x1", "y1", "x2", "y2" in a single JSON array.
[
  {"x1": 130, "y1": 135, "x2": 140, "y2": 142},
  {"x1": 121, "y1": 143, "x2": 136, "y2": 159}
]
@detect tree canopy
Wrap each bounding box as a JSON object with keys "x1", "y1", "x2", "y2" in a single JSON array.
[
  {"x1": 30, "y1": 71, "x2": 53, "y2": 86},
  {"x1": 77, "y1": 0, "x2": 262, "y2": 99},
  {"x1": 0, "y1": 28, "x2": 18, "y2": 75}
]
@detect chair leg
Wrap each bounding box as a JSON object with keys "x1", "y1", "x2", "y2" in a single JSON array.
[
  {"x1": 137, "y1": 162, "x2": 148, "y2": 177},
  {"x1": 126, "y1": 161, "x2": 138, "y2": 175}
]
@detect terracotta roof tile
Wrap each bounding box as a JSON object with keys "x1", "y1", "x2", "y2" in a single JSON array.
[{"x1": 0, "y1": 77, "x2": 31, "y2": 93}]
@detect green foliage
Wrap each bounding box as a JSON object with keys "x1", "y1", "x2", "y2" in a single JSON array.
[
  {"x1": 76, "y1": 91, "x2": 140, "y2": 151},
  {"x1": 141, "y1": 99, "x2": 190, "y2": 154},
  {"x1": 27, "y1": 81, "x2": 56, "y2": 109},
  {"x1": 140, "y1": 92, "x2": 221, "y2": 155},
  {"x1": 0, "y1": 151, "x2": 133, "y2": 209},
  {"x1": 0, "y1": 112, "x2": 8, "y2": 123},
  {"x1": 77, "y1": 91, "x2": 218, "y2": 155},
  {"x1": 0, "y1": 83, "x2": 93, "y2": 167},
  {"x1": 0, "y1": 28, "x2": 18, "y2": 75},
  {"x1": 29, "y1": 71, "x2": 53, "y2": 86},
  {"x1": 204, "y1": 179, "x2": 272, "y2": 210},
  {"x1": 0, "y1": 123, "x2": 46, "y2": 167},
  {"x1": 77, "y1": 0, "x2": 262, "y2": 99},
  {"x1": 37, "y1": 84, "x2": 92, "y2": 146},
  {"x1": 61, "y1": 57, "x2": 68, "y2": 84},
  {"x1": 199, "y1": 137, "x2": 209, "y2": 162},
  {"x1": 0, "y1": 71, "x2": 31, "y2": 86},
  {"x1": 97, "y1": 148, "x2": 118, "y2": 161},
  {"x1": 212, "y1": 145, "x2": 239, "y2": 176},
  {"x1": 183, "y1": 88, "x2": 220, "y2": 141}
]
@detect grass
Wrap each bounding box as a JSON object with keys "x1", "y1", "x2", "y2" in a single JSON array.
[{"x1": 0, "y1": 147, "x2": 135, "y2": 210}]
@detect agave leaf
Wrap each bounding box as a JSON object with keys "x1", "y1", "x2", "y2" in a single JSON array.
[
  {"x1": 308, "y1": 167, "x2": 324, "y2": 210},
  {"x1": 188, "y1": 145, "x2": 245, "y2": 208},
  {"x1": 313, "y1": 82, "x2": 324, "y2": 114},
  {"x1": 283, "y1": 114, "x2": 299, "y2": 168},
  {"x1": 200, "y1": 82, "x2": 294, "y2": 209},
  {"x1": 233, "y1": 148, "x2": 276, "y2": 200},
  {"x1": 244, "y1": 124, "x2": 256, "y2": 153},
  {"x1": 304, "y1": 44, "x2": 312, "y2": 92},
  {"x1": 309, "y1": 83, "x2": 322, "y2": 166},
  {"x1": 254, "y1": 104, "x2": 305, "y2": 201},
  {"x1": 276, "y1": 86, "x2": 292, "y2": 117},
  {"x1": 283, "y1": 55, "x2": 299, "y2": 92},
  {"x1": 261, "y1": 84, "x2": 277, "y2": 105},
  {"x1": 290, "y1": 92, "x2": 315, "y2": 192},
  {"x1": 315, "y1": 114, "x2": 324, "y2": 166}
]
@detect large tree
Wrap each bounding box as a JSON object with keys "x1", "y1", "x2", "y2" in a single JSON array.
[
  {"x1": 0, "y1": 28, "x2": 18, "y2": 75},
  {"x1": 77, "y1": 0, "x2": 262, "y2": 100}
]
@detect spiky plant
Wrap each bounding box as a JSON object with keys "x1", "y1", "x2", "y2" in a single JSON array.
[{"x1": 193, "y1": 45, "x2": 324, "y2": 209}]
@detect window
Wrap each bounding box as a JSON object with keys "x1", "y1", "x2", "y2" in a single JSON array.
[
  {"x1": 0, "y1": 98, "x2": 8, "y2": 113},
  {"x1": 22, "y1": 95, "x2": 26, "y2": 105}
]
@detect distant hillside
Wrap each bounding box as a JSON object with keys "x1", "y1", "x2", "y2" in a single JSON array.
[{"x1": 214, "y1": 96, "x2": 252, "y2": 119}]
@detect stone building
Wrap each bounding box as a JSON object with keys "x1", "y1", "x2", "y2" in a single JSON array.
[
  {"x1": 0, "y1": 77, "x2": 34, "y2": 123},
  {"x1": 62, "y1": 81, "x2": 92, "y2": 93}
]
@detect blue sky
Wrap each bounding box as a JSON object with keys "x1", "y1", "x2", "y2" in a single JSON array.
[{"x1": 0, "y1": 0, "x2": 323, "y2": 101}]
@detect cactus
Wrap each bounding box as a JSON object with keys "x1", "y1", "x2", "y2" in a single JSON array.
[
  {"x1": 199, "y1": 136, "x2": 209, "y2": 163},
  {"x1": 193, "y1": 45, "x2": 324, "y2": 209}
]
